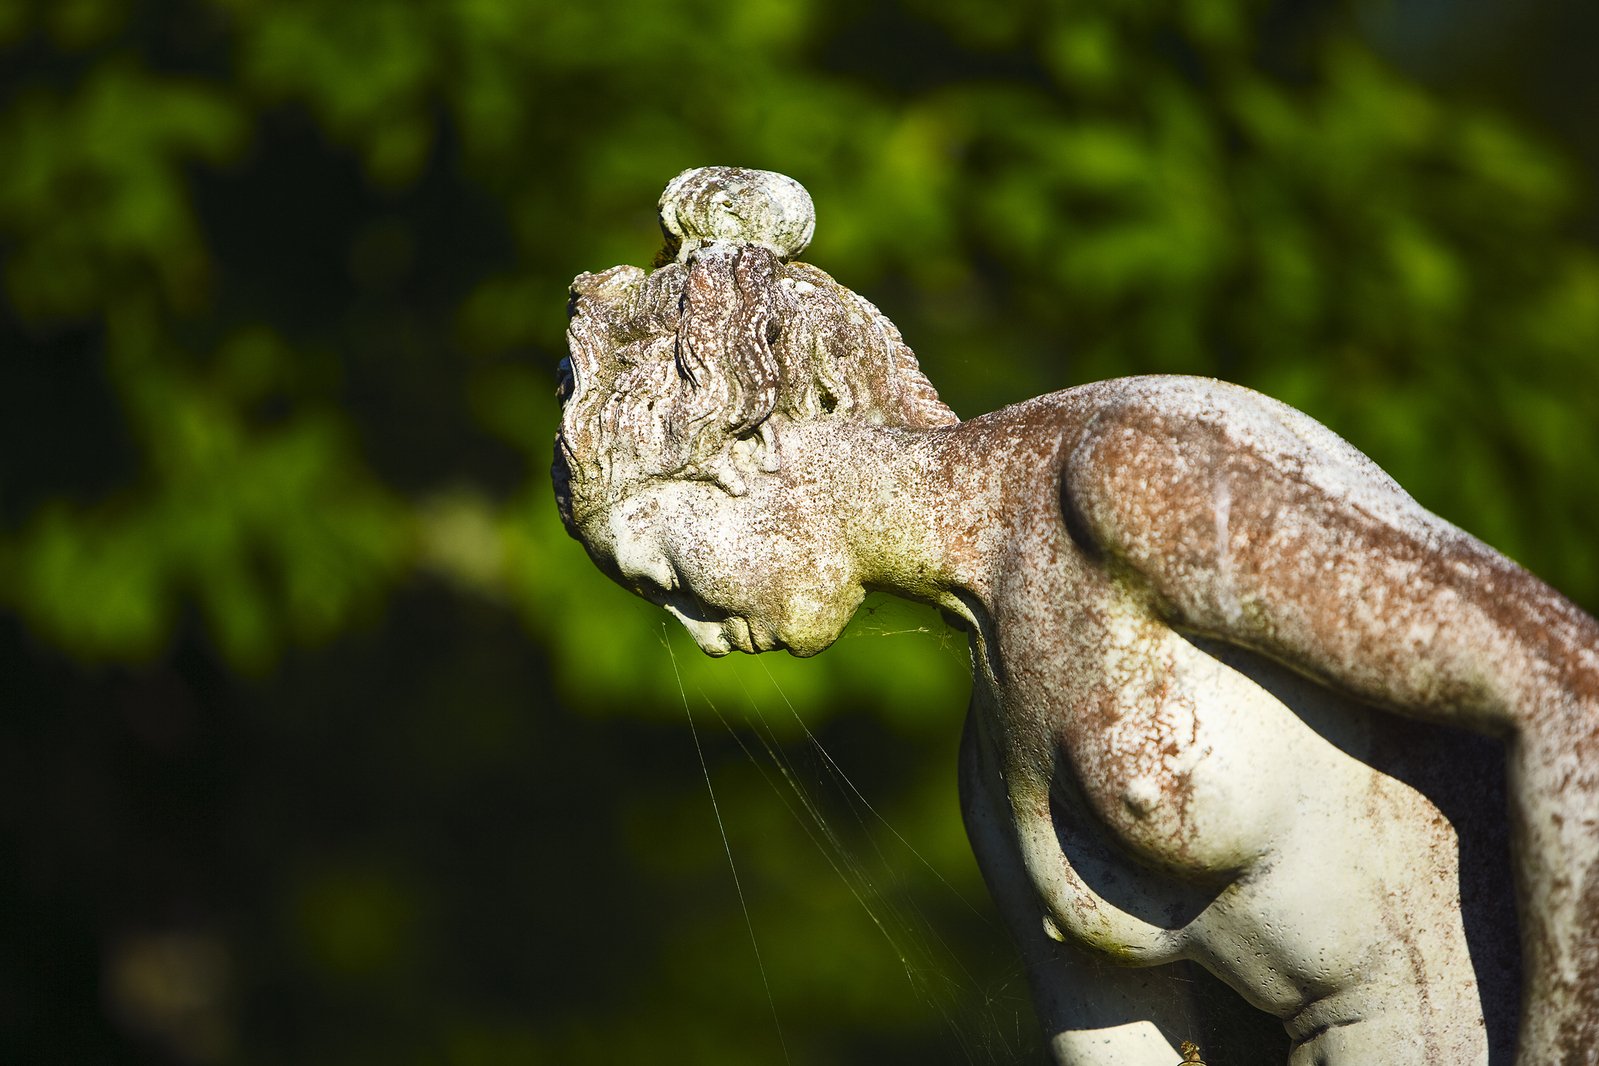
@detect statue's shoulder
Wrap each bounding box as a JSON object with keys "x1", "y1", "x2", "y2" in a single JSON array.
[
  {"x1": 963, "y1": 375, "x2": 1423, "y2": 535},
  {"x1": 977, "y1": 375, "x2": 1315, "y2": 456},
  {"x1": 1047, "y1": 374, "x2": 1383, "y2": 478},
  {"x1": 1052, "y1": 374, "x2": 1437, "y2": 549},
  {"x1": 1053, "y1": 374, "x2": 1290, "y2": 422},
  {"x1": 985, "y1": 374, "x2": 1284, "y2": 424}
]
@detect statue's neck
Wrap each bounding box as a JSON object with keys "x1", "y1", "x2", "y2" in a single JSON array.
[{"x1": 774, "y1": 419, "x2": 1006, "y2": 628}]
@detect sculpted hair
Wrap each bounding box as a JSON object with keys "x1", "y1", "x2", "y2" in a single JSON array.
[{"x1": 555, "y1": 242, "x2": 957, "y2": 533}]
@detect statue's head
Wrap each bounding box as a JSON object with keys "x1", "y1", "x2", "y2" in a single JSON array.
[{"x1": 554, "y1": 166, "x2": 957, "y2": 655}]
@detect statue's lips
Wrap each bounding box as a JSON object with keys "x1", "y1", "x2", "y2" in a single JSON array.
[
  {"x1": 723, "y1": 616, "x2": 758, "y2": 654},
  {"x1": 662, "y1": 604, "x2": 779, "y2": 656}
]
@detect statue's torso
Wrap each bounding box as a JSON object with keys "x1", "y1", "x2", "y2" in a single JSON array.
[{"x1": 956, "y1": 389, "x2": 1509, "y2": 1055}]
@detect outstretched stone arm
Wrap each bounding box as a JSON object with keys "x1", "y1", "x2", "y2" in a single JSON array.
[{"x1": 1062, "y1": 380, "x2": 1599, "y2": 1064}]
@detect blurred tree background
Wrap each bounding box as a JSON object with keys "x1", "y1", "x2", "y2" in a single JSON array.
[{"x1": 1, "y1": 0, "x2": 1595, "y2": 1062}]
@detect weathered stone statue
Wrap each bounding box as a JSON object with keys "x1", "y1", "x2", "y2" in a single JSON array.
[{"x1": 554, "y1": 166, "x2": 1599, "y2": 1064}]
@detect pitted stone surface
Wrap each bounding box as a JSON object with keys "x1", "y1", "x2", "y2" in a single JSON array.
[
  {"x1": 557, "y1": 166, "x2": 1599, "y2": 1066},
  {"x1": 658, "y1": 165, "x2": 815, "y2": 262}
]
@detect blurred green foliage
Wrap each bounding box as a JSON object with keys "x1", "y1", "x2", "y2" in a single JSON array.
[{"x1": 1, "y1": 0, "x2": 1595, "y2": 1062}]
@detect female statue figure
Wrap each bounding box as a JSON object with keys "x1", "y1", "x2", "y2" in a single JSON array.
[{"x1": 554, "y1": 166, "x2": 1598, "y2": 1064}]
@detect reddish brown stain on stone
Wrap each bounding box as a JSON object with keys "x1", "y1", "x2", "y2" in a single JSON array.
[{"x1": 560, "y1": 168, "x2": 1599, "y2": 1062}]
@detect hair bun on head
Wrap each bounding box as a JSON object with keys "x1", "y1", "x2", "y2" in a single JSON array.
[{"x1": 658, "y1": 166, "x2": 815, "y2": 262}]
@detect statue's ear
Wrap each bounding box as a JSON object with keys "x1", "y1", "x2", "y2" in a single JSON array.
[
  {"x1": 684, "y1": 455, "x2": 747, "y2": 498},
  {"x1": 677, "y1": 421, "x2": 780, "y2": 499},
  {"x1": 755, "y1": 422, "x2": 781, "y2": 473}
]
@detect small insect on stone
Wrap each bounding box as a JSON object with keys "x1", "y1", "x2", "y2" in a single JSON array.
[{"x1": 1178, "y1": 1040, "x2": 1207, "y2": 1064}]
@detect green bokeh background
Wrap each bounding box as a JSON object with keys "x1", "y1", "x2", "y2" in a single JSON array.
[{"x1": 2, "y1": 0, "x2": 1595, "y2": 1062}]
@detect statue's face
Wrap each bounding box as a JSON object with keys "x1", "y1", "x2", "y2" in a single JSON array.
[{"x1": 575, "y1": 476, "x2": 863, "y2": 658}]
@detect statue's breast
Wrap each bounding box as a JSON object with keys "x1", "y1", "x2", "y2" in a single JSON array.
[
  {"x1": 1028, "y1": 602, "x2": 1377, "y2": 880},
  {"x1": 981, "y1": 590, "x2": 1489, "y2": 1025}
]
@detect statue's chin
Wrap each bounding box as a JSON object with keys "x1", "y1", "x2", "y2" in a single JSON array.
[
  {"x1": 776, "y1": 588, "x2": 863, "y2": 658},
  {"x1": 777, "y1": 628, "x2": 831, "y2": 658}
]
